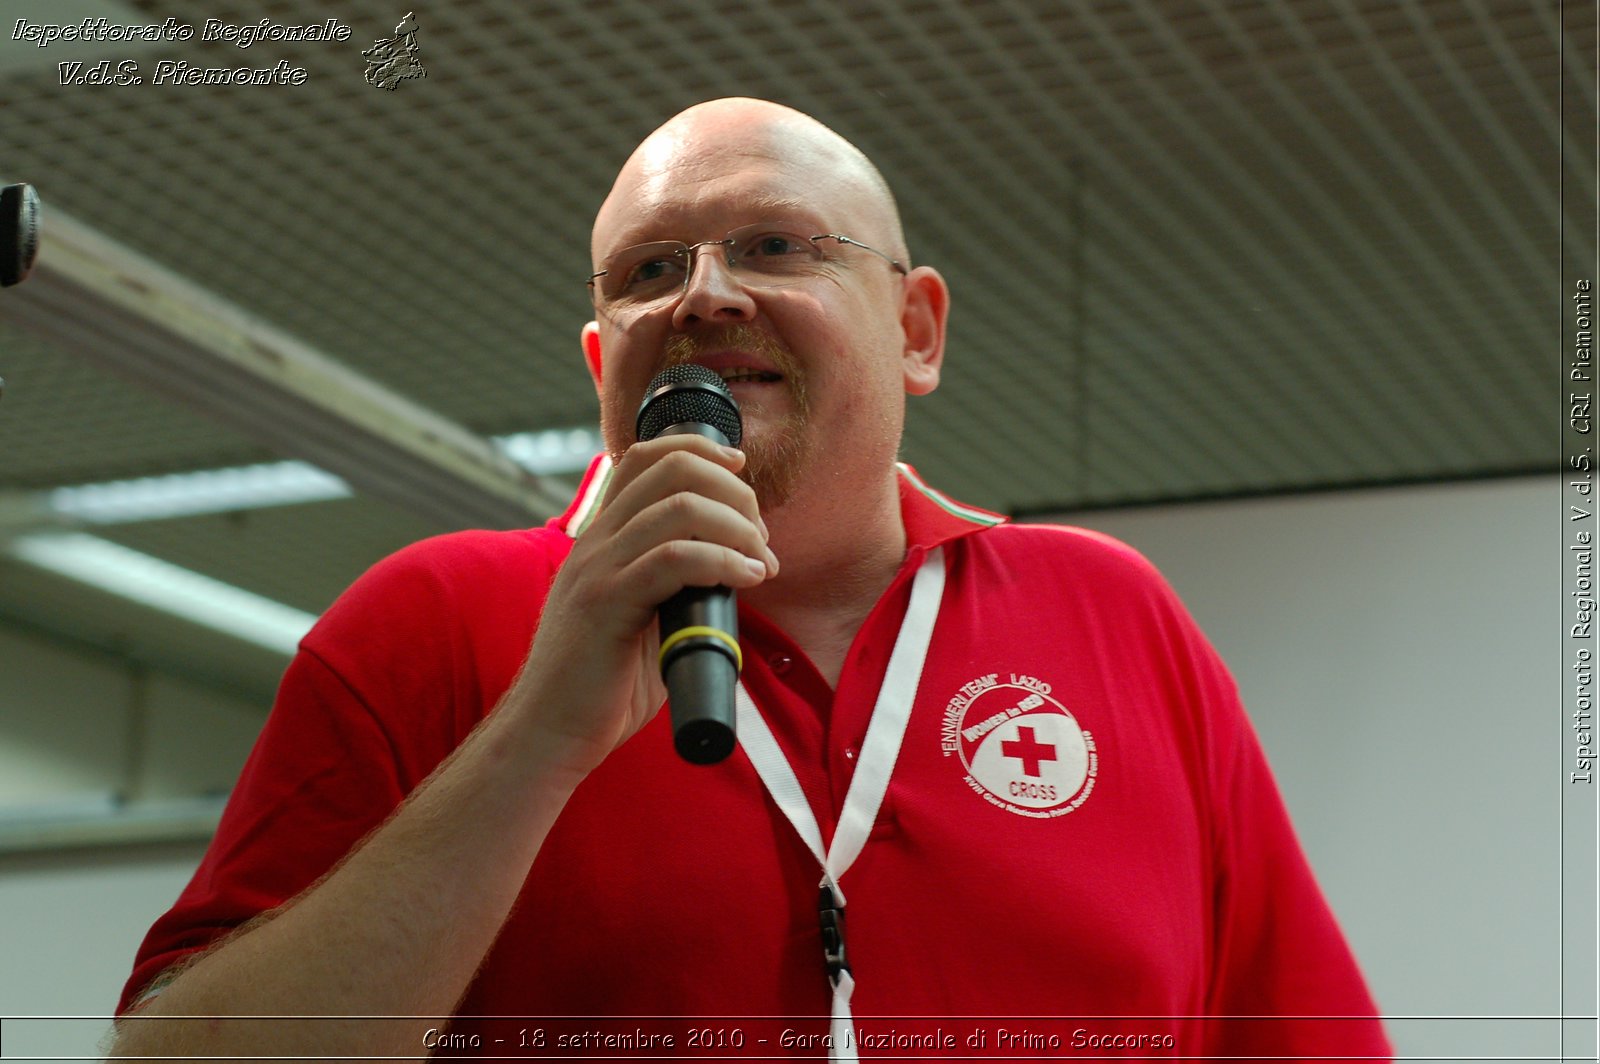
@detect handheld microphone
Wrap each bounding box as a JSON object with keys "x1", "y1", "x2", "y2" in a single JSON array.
[
  {"x1": 1, "y1": 183, "x2": 40, "y2": 289},
  {"x1": 635, "y1": 364, "x2": 744, "y2": 765}
]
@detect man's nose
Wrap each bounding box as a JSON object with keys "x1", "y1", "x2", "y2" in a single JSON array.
[{"x1": 672, "y1": 244, "x2": 757, "y2": 328}]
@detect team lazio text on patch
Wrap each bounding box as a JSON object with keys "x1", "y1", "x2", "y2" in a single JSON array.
[{"x1": 940, "y1": 673, "x2": 1097, "y2": 818}]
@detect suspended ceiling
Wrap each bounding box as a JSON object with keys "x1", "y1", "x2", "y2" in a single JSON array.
[{"x1": 0, "y1": 0, "x2": 1592, "y2": 704}]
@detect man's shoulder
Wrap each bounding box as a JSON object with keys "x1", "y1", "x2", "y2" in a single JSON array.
[
  {"x1": 370, "y1": 525, "x2": 572, "y2": 581},
  {"x1": 958, "y1": 521, "x2": 1203, "y2": 638},
  {"x1": 303, "y1": 526, "x2": 573, "y2": 653},
  {"x1": 969, "y1": 520, "x2": 1167, "y2": 587}
]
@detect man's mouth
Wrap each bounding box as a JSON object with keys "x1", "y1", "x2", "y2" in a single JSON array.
[{"x1": 715, "y1": 367, "x2": 783, "y2": 385}]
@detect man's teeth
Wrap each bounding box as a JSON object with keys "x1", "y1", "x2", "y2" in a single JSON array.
[{"x1": 717, "y1": 368, "x2": 781, "y2": 384}]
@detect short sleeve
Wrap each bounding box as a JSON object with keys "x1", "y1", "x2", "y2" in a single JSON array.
[
  {"x1": 117, "y1": 528, "x2": 563, "y2": 1015},
  {"x1": 117, "y1": 648, "x2": 408, "y2": 1012},
  {"x1": 1191, "y1": 631, "x2": 1394, "y2": 1060}
]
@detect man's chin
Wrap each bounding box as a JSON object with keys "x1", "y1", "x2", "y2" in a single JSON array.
[{"x1": 741, "y1": 426, "x2": 810, "y2": 512}]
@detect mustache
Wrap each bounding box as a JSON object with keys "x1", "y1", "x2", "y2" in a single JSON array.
[{"x1": 660, "y1": 325, "x2": 802, "y2": 381}]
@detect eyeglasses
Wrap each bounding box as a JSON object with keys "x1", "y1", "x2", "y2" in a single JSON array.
[{"x1": 588, "y1": 221, "x2": 907, "y2": 311}]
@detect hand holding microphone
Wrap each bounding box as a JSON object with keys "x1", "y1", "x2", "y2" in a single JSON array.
[
  {"x1": 498, "y1": 363, "x2": 770, "y2": 780},
  {"x1": 635, "y1": 364, "x2": 746, "y2": 764}
]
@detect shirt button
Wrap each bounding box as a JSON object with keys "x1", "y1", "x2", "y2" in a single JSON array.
[
  {"x1": 768, "y1": 654, "x2": 793, "y2": 675},
  {"x1": 844, "y1": 748, "x2": 856, "y2": 761}
]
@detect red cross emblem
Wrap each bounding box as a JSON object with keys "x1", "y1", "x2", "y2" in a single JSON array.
[{"x1": 1000, "y1": 725, "x2": 1058, "y2": 777}]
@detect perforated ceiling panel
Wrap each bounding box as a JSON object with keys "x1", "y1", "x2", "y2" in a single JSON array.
[{"x1": 0, "y1": 0, "x2": 1591, "y2": 698}]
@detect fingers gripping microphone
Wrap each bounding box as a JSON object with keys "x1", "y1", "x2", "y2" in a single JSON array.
[{"x1": 636, "y1": 364, "x2": 745, "y2": 765}]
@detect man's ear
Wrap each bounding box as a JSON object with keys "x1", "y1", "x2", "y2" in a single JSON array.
[
  {"x1": 900, "y1": 266, "x2": 948, "y2": 397},
  {"x1": 581, "y1": 321, "x2": 603, "y2": 390}
]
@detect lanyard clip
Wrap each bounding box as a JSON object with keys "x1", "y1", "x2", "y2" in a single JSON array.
[{"x1": 818, "y1": 880, "x2": 850, "y2": 982}]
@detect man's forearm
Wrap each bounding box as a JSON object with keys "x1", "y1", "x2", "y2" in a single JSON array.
[
  {"x1": 110, "y1": 436, "x2": 774, "y2": 1060},
  {"x1": 109, "y1": 695, "x2": 589, "y2": 1060}
]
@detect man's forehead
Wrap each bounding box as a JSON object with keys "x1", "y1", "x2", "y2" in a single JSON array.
[{"x1": 598, "y1": 181, "x2": 840, "y2": 250}]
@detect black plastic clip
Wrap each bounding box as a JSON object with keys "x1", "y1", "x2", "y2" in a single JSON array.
[{"x1": 818, "y1": 882, "x2": 850, "y2": 982}]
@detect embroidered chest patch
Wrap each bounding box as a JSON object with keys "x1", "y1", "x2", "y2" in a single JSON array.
[{"x1": 940, "y1": 673, "x2": 1098, "y2": 818}]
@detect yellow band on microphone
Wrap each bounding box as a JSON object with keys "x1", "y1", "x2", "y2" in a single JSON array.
[{"x1": 658, "y1": 625, "x2": 743, "y2": 674}]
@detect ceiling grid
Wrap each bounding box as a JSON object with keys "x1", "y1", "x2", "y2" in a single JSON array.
[
  {"x1": 1196, "y1": 1, "x2": 1548, "y2": 455},
  {"x1": 0, "y1": 0, "x2": 1579, "y2": 696},
  {"x1": 1076, "y1": 0, "x2": 1440, "y2": 475},
  {"x1": 985, "y1": 1, "x2": 1389, "y2": 486}
]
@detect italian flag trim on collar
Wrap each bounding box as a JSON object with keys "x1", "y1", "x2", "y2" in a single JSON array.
[
  {"x1": 896, "y1": 461, "x2": 1004, "y2": 528},
  {"x1": 564, "y1": 457, "x2": 612, "y2": 538}
]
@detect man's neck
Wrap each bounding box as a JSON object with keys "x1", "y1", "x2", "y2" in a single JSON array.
[{"x1": 741, "y1": 468, "x2": 907, "y2": 685}]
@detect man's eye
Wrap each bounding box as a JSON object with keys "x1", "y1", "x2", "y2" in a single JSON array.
[
  {"x1": 626, "y1": 256, "x2": 685, "y2": 286},
  {"x1": 745, "y1": 233, "x2": 810, "y2": 258}
]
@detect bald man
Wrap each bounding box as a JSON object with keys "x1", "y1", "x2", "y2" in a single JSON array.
[{"x1": 114, "y1": 100, "x2": 1391, "y2": 1060}]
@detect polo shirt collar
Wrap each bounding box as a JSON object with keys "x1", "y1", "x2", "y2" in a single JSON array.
[
  {"x1": 894, "y1": 460, "x2": 1006, "y2": 549},
  {"x1": 553, "y1": 453, "x2": 1006, "y2": 548}
]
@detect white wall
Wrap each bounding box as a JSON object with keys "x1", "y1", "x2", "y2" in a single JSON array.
[
  {"x1": 0, "y1": 624, "x2": 264, "y2": 1060},
  {"x1": 0, "y1": 625, "x2": 266, "y2": 810},
  {"x1": 0, "y1": 842, "x2": 207, "y2": 1061},
  {"x1": 0, "y1": 475, "x2": 1573, "y2": 1060},
  {"x1": 1056, "y1": 474, "x2": 1565, "y2": 1059}
]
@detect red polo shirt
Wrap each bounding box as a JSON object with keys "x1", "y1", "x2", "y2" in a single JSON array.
[{"x1": 122, "y1": 458, "x2": 1391, "y2": 1059}]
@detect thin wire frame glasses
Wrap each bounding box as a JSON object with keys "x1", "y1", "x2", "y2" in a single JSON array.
[{"x1": 587, "y1": 222, "x2": 907, "y2": 312}]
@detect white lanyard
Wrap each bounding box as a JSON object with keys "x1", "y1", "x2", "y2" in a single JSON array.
[{"x1": 735, "y1": 547, "x2": 946, "y2": 1063}]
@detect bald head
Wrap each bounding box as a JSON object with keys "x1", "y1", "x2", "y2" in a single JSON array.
[
  {"x1": 580, "y1": 98, "x2": 949, "y2": 516},
  {"x1": 592, "y1": 97, "x2": 906, "y2": 266}
]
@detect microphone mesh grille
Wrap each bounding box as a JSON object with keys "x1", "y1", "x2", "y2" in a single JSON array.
[{"x1": 636, "y1": 365, "x2": 743, "y2": 446}]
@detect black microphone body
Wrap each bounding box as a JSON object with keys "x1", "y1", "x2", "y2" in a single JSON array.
[{"x1": 635, "y1": 365, "x2": 744, "y2": 765}]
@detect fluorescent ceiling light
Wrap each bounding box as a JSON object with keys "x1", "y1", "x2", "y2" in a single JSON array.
[
  {"x1": 49, "y1": 461, "x2": 350, "y2": 523},
  {"x1": 497, "y1": 426, "x2": 603, "y2": 475},
  {"x1": 42, "y1": 427, "x2": 601, "y2": 525},
  {"x1": 8, "y1": 532, "x2": 317, "y2": 654},
  {"x1": 7, "y1": 427, "x2": 600, "y2": 656}
]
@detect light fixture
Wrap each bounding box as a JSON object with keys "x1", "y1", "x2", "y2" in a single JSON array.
[
  {"x1": 48, "y1": 461, "x2": 350, "y2": 523},
  {"x1": 496, "y1": 426, "x2": 603, "y2": 476},
  {"x1": 39, "y1": 427, "x2": 600, "y2": 525},
  {"x1": 8, "y1": 532, "x2": 317, "y2": 654},
  {"x1": 6, "y1": 428, "x2": 600, "y2": 657}
]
